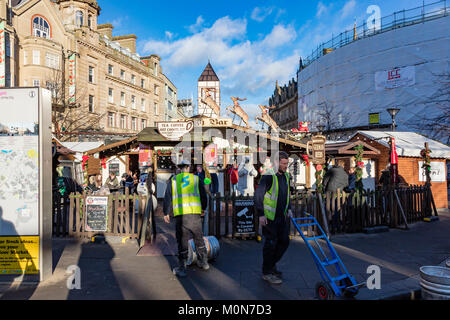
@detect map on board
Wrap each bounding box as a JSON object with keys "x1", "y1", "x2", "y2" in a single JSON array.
[{"x1": 0, "y1": 88, "x2": 40, "y2": 236}]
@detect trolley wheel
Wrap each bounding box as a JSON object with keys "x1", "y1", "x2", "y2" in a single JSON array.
[
  {"x1": 316, "y1": 282, "x2": 335, "y2": 300},
  {"x1": 340, "y1": 278, "x2": 359, "y2": 298}
]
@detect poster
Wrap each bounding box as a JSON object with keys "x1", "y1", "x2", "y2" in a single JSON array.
[
  {"x1": 0, "y1": 88, "x2": 39, "y2": 236},
  {"x1": 234, "y1": 199, "x2": 255, "y2": 234},
  {"x1": 85, "y1": 196, "x2": 108, "y2": 232},
  {"x1": 0, "y1": 236, "x2": 39, "y2": 275},
  {"x1": 375, "y1": 66, "x2": 415, "y2": 91},
  {"x1": 418, "y1": 161, "x2": 446, "y2": 182}
]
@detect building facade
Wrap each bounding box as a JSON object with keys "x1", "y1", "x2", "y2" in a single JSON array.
[
  {"x1": 1, "y1": 0, "x2": 176, "y2": 140},
  {"x1": 268, "y1": 79, "x2": 298, "y2": 131},
  {"x1": 177, "y1": 98, "x2": 194, "y2": 118}
]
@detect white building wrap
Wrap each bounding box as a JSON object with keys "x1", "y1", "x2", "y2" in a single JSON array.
[{"x1": 297, "y1": 15, "x2": 449, "y2": 142}]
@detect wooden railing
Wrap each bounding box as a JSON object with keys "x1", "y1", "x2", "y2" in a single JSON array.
[{"x1": 52, "y1": 189, "x2": 147, "y2": 239}]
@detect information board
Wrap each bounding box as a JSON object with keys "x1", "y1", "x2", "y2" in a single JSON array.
[
  {"x1": 85, "y1": 196, "x2": 108, "y2": 232},
  {"x1": 234, "y1": 199, "x2": 255, "y2": 234}
]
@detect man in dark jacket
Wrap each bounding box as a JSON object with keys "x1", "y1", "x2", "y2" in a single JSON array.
[
  {"x1": 255, "y1": 151, "x2": 292, "y2": 285},
  {"x1": 322, "y1": 161, "x2": 349, "y2": 193}
]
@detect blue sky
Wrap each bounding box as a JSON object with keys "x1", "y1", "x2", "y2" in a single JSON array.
[{"x1": 97, "y1": 0, "x2": 433, "y2": 125}]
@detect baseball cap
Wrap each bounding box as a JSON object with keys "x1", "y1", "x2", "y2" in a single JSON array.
[{"x1": 177, "y1": 160, "x2": 191, "y2": 167}]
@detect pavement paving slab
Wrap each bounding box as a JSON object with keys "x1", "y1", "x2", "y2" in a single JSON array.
[{"x1": 0, "y1": 209, "x2": 448, "y2": 300}]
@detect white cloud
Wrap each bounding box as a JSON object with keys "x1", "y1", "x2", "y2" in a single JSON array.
[
  {"x1": 316, "y1": 2, "x2": 329, "y2": 18},
  {"x1": 341, "y1": 0, "x2": 356, "y2": 18},
  {"x1": 251, "y1": 7, "x2": 274, "y2": 22},
  {"x1": 260, "y1": 24, "x2": 297, "y2": 48},
  {"x1": 188, "y1": 16, "x2": 205, "y2": 33},
  {"x1": 165, "y1": 31, "x2": 173, "y2": 39}
]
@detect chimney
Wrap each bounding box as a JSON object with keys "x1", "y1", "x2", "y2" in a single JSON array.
[
  {"x1": 97, "y1": 23, "x2": 113, "y2": 39},
  {"x1": 112, "y1": 35, "x2": 137, "y2": 53}
]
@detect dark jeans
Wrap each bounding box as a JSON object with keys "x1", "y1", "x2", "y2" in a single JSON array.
[
  {"x1": 175, "y1": 214, "x2": 207, "y2": 264},
  {"x1": 262, "y1": 218, "x2": 290, "y2": 275}
]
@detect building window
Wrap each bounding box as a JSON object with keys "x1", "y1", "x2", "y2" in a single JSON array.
[
  {"x1": 33, "y1": 79, "x2": 40, "y2": 87},
  {"x1": 45, "y1": 53, "x2": 60, "y2": 69},
  {"x1": 108, "y1": 88, "x2": 114, "y2": 103},
  {"x1": 23, "y1": 51, "x2": 28, "y2": 65},
  {"x1": 32, "y1": 50, "x2": 40, "y2": 65},
  {"x1": 154, "y1": 62, "x2": 158, "y2": 76},
  {"x1": 141, "y1": 119, "x2": 147, "y2": 130},
  {"x1": 120, "y1": 92, "x2": 125, "y2": 106},
  {"x1": 154, "y1": 102, "x2": 158, "y2": 115},
  {"x1": 75, "y1": 11, "x2": 84, "y2": 27},
  {"x1": 141, "y1": 79, "x2": 145, "y2": 88},
  {"x1": 120, "y1": 69, "x2": 125, "y2": 80},
  {"x1": 32, "y1": 16, "x2": 50, "y2": 39},
  {"x1": 131, "y1": 117, "x2": 137, "y2": 131},
  {"x1": 131, "y1": 95, "x2": 136, "y2": 109},
  {"x1": 88, "y1": 15, "x2": 92, "y2": 28},
  {"x1": 168, "y1": 101, "x2": 173, "y2": 111},
  {"x1": 141, "y1": 99, "x2": 145, "y2": 112},
  {"x1": 131, "y1": 74, "x2": 136, "y2": 85},
  {"x1": 88, "y1": 95, "x2": 94, "y2": 112},
  {"x1": 108, "y1": 112, "x2": 115, "y2": 128},
  {"x1": 108, "y1": 64, "x2": 113, "y2": 75},
  {"x1": 120, "y1": 115, "x2": 126, "y2": 129},
  {"x1": 89, "y1": 66, "x2": 94, "y2": 83},
  {"x1": 154, "y1": 85, "x2": 159, "y2": 95}
]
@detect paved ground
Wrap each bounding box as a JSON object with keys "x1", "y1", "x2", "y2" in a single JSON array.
[{"x1": 0, "y1": 209, "x2": 449, "y2": 300}]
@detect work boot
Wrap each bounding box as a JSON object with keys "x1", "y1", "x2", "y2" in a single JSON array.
[
  {"x1": 173, "y1": 260, "x2": 187, "y2": 277},
  {"x1": 262, "y1": 274, "x2": 282, "y2": 285},
  {"x1": 196, "y1": 250, "x2": 210, "y2": 271}
]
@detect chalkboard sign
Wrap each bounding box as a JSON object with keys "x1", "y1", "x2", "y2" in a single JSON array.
[
  {"x1": 234, "y1": 199, "x2": 255, "y2": 234},
  {"x1": 85, "y1": 196, "x2": 108, "y2": 232},
  {"x1": 109, "y1": 163, "x2": 120, "y2": 176}
]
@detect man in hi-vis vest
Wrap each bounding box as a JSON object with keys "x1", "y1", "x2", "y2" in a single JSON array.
[
  {"x1": 255, "y1": 151, "x2": 293, "y2": 285},
  {"x1": 163, "y1": 160, "x2": 208, "y2": 277}
]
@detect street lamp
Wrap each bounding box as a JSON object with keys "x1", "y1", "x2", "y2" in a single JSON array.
[{"x1": 386, "y1": 107, "x2": 401, "y2": 131}]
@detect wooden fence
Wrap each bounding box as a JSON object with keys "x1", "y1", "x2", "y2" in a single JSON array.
[
  {"x1": 202, "y1": 184, "x2": 438, "y2": 239},
  {"x1": 53, "y1": 184, "x2": 437, "y2": 239},
  {"x1": 52, "y1": 189, "x2": 147, "y2": 239}
]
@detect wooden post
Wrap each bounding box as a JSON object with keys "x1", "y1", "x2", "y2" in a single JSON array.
[
  {"x1": 69, "y1": 194, "x2": 74, "y2": 237},
  {"x1": 317, "y1": 192, "x2": 330, "y2": 238},
  {"x1": 394, "y1": 189, "x2": 409, "y2": 230},
  {"x1": 215, "y1": 194, "x2": 221, "y2": 239}
]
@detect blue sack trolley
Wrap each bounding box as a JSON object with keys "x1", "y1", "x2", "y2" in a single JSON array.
[{"x1": 290, "y1": 214, "x2": 365, "y2": 300}]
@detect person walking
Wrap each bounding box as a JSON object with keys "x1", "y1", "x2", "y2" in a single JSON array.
[
  {"x1": 163, "y1": 160, "x2": 209, "y2": 277},
  {"x1": 255, "y1": 151, "x2": 293, "y2": 285}
]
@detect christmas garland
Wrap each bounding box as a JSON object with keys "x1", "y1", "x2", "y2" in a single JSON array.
[
  {"x1": 354, "y1": 144, "x2": 364, "y2": 192},
  {"x1": 315, "y1": 164, "x2": 324, "y2": 193},
  {"x1": 420, "y1": 147, "x2": 432, "y2": 182}
]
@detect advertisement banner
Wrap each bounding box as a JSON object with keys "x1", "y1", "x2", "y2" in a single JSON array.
[
  {"x1": 68, "y1": 53, "x2": 76, "y2": 104},
  {"x1": 375, "y1": 66, "x2": 415, "y2": 91},
  {"x1": 0, "y1": 236, "x2": 39, "y2": 275},
  {"x1": 418, "y1": 161, "x2": 446, "y2": 182},
  {"x1": 0, "y1": 21, "x2": 5, "y2": 87}
]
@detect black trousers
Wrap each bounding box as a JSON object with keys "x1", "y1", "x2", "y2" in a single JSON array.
[
  {"x1": 262, "y1": 218, "x2": 290, "y2": 275},
  {"x1": 175, "y1": 214, "x2": 207, "y2": 263}
]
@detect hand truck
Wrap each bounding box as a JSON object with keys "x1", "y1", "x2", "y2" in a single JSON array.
[{"x1": 290, "y1": 214, "x2": 365, "y2": 300}]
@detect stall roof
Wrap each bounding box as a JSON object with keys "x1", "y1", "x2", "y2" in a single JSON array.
[
  {"x1": 62, "y1": 141, "x2": 104, "y2": 153},
  {"x1": 325, "y1": 140, "x2": 380, "y2": 155},
  {"x1": 353, "y1": 131, "x2": 450, "y2": 158},
  {"x1": 86, "y1": 136, "x2": 138, "y2": 155},
  {"x1": 137, "y1": 125, "x2": 307, "y2": 150}
]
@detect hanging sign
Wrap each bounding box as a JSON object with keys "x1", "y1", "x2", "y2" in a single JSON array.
[
  {"x1": 375, "y1": 66, "x2": 415, "y2": 91},
  {"x1": 0, "y1": 21, "x2": 5, "y2": 87},
  {"x1": 157, "y1": 121, "x2": 194, "y2": 141},
  {"x1": 418, "y1": 161, "x2": 446, "y2": 182},
  {"x1": 234, "y1": 199, "x2": 255, "y2": 235},
  {"x1": 68, "y1": 53, "x2": 76, "y2": 104}
]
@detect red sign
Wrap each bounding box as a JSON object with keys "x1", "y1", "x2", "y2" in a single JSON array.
[{"x1": 139, "y1": 148, "x2": 152, "y2": 167}]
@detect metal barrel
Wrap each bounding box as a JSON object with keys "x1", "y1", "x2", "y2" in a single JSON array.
[
  {"x1": 419, "y1": 266, "x2": 450, "y2": 300},
  {"x1": 186, "y1": 236, "x2": 220, "y2": 265}
]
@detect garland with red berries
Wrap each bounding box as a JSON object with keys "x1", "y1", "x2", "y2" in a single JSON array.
[{"x1": 354, "y1": 144, "x2": 364, "y2": 192}]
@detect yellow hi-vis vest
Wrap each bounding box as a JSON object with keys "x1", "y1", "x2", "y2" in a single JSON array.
[
  {"x1": 263, "y1": 171, "x2": 290, "y2": 221},
  {"x1": 172, "y1": 173, "x2": 202, "y2": 216}
]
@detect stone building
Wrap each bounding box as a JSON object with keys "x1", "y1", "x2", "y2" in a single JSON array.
[
  {"x1": 268, "y1": 78, "x2": 298, "y2": 131},
  {"x1": 0, "y1": 0, "x2": 176, "y2": 141}
]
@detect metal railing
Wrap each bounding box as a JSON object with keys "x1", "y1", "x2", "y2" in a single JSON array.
[{"x1": 302, "y1": 0, "x2": 449, "y2": 69}]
